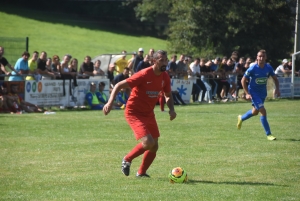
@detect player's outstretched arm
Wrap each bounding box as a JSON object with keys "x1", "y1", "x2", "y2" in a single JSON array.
[
  {"x1": 103, "y1": 80, "x2": 130, "y2": 115},
  {"x1": 164, "y1": 91, "x2": 176, "y2": 121}
]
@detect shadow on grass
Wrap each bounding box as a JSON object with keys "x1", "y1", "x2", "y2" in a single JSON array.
[
  {"x1": 186, "y1": 179, "x2": 288, "y2": 187},
  {"x1": 282, "y1": 138, "x2": 300, "y2": 142}
]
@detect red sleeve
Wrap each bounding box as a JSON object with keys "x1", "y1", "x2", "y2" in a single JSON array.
[{"x1": 126, "y1": 70, "x2": 145, "y2": 89}]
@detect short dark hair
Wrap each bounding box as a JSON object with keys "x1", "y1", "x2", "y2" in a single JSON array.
[
  {"x1": 99, "y1": 82, "x2": 105, "y2": 87},
  {"x1": 153, "y1": 50, "x2": 167, "y2": 60},
  {"x1": 22, "y1": 51, "x2": 30, "y2": 57}
]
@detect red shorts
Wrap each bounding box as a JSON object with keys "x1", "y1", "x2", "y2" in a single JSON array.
[{"x1": 125, "y1": 112, "x2": 160, "y2": 140}]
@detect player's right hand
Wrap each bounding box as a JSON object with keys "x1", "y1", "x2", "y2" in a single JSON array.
[
  {"x1": 245, "y1": 94, "x2": 252, "y2": 100},
  {"x1": 103, "y1": 103, "x2": 112, "y2": 115}
]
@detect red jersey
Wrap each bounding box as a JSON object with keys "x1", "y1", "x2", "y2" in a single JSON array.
[{"x1": 126, "y1": 67, "x2": 171, "y2": 115}]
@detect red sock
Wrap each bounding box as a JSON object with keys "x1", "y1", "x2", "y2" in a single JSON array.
[
  {"x1": 138, "y1": 150, "x2": 156, "y2": 174},
  {"x1": 124, "y1": 143, "x2": 146, "y2": 163}
]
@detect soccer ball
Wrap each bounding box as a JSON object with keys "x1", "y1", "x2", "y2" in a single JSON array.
[{"x1": 168, "y1": 167, "x2": 188, "y2": 183}]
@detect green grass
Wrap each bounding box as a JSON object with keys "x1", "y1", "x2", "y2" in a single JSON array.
[
  {"x1": 0, "y1": 100, "x2": 299, "y2": 200},
  {"x1": 0, "y1": 6, "x2": 166, "y2": 64}
]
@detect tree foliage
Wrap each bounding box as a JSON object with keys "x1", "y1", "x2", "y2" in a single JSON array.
[{"x1": 134, "y1": 0, "x2": 294, "y2": 63}]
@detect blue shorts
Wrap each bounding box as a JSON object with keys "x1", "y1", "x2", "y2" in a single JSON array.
[{"x1": 251, "y1": 93, "x2": 265, "y2": 110}]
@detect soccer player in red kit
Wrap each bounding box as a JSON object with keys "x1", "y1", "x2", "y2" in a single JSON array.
[{"x1": 103, "y1": 50, "x2": 177, "y2": 177}]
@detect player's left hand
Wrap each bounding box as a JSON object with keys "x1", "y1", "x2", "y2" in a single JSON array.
[{"x1": 169, "y1": 110, "x2": 177, "y2": 121}]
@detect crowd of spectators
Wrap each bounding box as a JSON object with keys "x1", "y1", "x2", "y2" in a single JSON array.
[{"x1": 0, "y1": 45, "x2": 299, "y2": 113}]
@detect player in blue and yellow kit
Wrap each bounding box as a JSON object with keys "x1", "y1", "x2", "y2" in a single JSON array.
[{"x1": 237, "y1": 50, "x2": 280, "y2": 140}]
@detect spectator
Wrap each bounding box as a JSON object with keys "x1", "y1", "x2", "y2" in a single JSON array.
[
  {"x1": 148, "y1": 48, "x2": 155, "y2": 57},
  {"x1": 132, "y1": 48, "x2": 144, "y2": 73},
  {"x1": 115, "y1": 50, "x2": 128, "y2": 74},
  {"x1": 79, "y1": 56, "x2": 94, "y2": 79},
  {"x1": 26, "y1": 51, "x2": 39, "y2": 80},
  {"x1": 172, "y1": 90, "x2": 186, "y2": 105},
  {"x1": 96, "y1": 82, "x2": 108, "y2": 104},
  {"x1": 187, "y1": 58, "x2": 201, "y2": 102},
  {"x1": 216, "y1": 65, "x2": 230, "y2": 101},
  {"x1": 136, "y1": 54, "x2": 151, "y2": 72},
  {"x1": 127, "y1": 51, "x2": 136, "y2": 74},
  {"x1": 0, "y1": 82, "x2": 13, "y2": 113},
  {"x1": 275, "y1": 59, "x2": 292, "y2": 77},
  {"x1": 235, "y1": 57, "x2": 246, "y2": 98},
  {"x1": 176, "y1": 54, "x2": 188, "y2": 79},
  {"x1": 51, "y1": 55, "x2": 61, "y2": 74},
  {"x1": 9, "y1": 84, "x2": 43, "y2": 113},
  {"x1": 85, "y1": 82, "x2": 103, "y2": 110},
  {"x1": 93, "y1": 60, "x2": 105, "y2": 76},
  {"x1": 115, "y1": 88, "x2": 128, "y2": 109},
  {"x1": 41, "y1": 58, "x2": 53, "y2": 80},
  {"x1": 59, "y1": 55, "x2": 76, "y2": 95},
  {"x1": 201, "y1": 59, "x2": 214, "y2": 103},
  {"x1": 0, "y1": 46, "x2": 16, "y2": 80},
  {"x1": 107, "y1": 63, "x2": 116, "y2": 88},
  {"x1": 166, "y1": 54, "x2": 177, "y2": 76},
  {"x1": 37, "y1": 51, "x2": 56, "y2": 80},
  {"x1": 114, "y1": 67, "x2": 130, "y2": 85},
  {"x1": 224, "y1": 58, "x2": 237, "y2": 100},
  {"x1": 8, "y1": 51, "x2": 30, "y2": 81}
]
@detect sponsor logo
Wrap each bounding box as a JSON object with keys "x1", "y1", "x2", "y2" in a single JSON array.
[
  {"x1": 146, "y1": 91, "x2": 159, "y2": 98},
  {"x1": 255, "y1": 77, "x2": 268, "y2": 84}
]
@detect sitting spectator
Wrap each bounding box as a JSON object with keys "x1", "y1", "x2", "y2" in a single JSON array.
[
  {"x1": 79, "y1": 56, "x2": 94, "y2": 79},
  {"x1": 85, "y1": 82, "x2": 104, "y2": 110},
  {"x1": 115, "y1": 88, "x2": 128, "y2": 109},
  {"x1": 115, "y1": 50, "x2": 128, "y2": 74},
  {"x1": 26, "y1": 51, "x2": 39, "y2": 80},
  {"x1": 0, "y1": 82, "x2": 13, "y2": 113},
  {"x1": 9, "y1": 84, "x2": 43, "y2": 113},
  {"x1": 96, "y1": 82, "x2": 108, "y2": 104},
  {"x1": 9, "y1": 51, "x2": 30, "y2": 81},
  {"x1": 136, "y1": 54, "x2": 151, "y2": 72},
  {"x1": 275, "y1": 59, "x2": 292, "y2": 77},
  {"x1": 93, "y1": 60, "x2": 105, "y2": 76}
]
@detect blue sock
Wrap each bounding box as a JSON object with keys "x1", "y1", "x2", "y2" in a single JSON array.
[
  {"x1": 260, "y1": 116, "x2": 271, "y2": 135},
  {"x1": 241, "y1": 109, "x2": 253, "y2": 121}
]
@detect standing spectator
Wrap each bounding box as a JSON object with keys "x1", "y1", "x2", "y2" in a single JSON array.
[
  {"x1": 0, "y1": 46, "x2": 16, "y2": 80},
  {"x1": 237, "y1": 49, "x2": 280, "y2": 141},
  {"x1": 235, "y1": 57, "x2": 246, "y2": 98},
  {"x1": 93, "y1": 60, "x2": 105, "y2": 76},
  {"x1": 113, "y1": 67, "x2": 130, "y2": 85},
  {"x1": 136, "y1": 54, "x2": 151, "y2": 72},
  {"x1": 132, "y1": 48, "x2": 144, "y2": 73},
  {"x1": 176, "y1": 54, "x2": 188, "y2": 79},
  {"x1": 224, "y1": 58, "x2": 237, "y2": 100},
  {"x1": 148, "y1": 48, "x2": 155, "y2": 57},
  {"x1": 37, "y1": 51, "x2": 56, "y2": 80},
  {"x1": 166, "y1": 54, "x2": 177, "y2": 76},
  {"x1": 41, "y1": 58, "x2": 55, "y2": 80},
  {"x1": 187, "y1": 68, "x2": 201, "y2": 103},
  {"x1": 127, "y1": 51, "x2": 136, "y2": 74},
  {"x1": 8, "y1": 51, "x2": 30, "y2": 81},
  {"x1": 115, "y1": 50, "x2": 128, "y2": 74},
  {"x1": 189, "y1": 58, "x2": 206, "y2": 102},
  {"x1": 51, "y1": 55, "x2": 61, "y2": 73},
  {"x1": 103, "y1": 50, "x2": 176, "y2": 178},
  {"x1": 107, "y1": 63, "x2": 116, "y2": 87},
  {"x1": 79, "y1": 56, "x2": 94, "y2": 79},
  {"x1": 26, "y1": 51, "x2": 39, "y2": 80},
  {"x1": 275, "y1": 59, "x2": 292, "y2": 77}
]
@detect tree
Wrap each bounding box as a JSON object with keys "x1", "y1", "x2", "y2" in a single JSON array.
[{"x1": 134, "y1": 0, "x2": 294, "y2": 64}]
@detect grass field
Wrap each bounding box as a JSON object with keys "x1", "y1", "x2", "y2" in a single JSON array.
[
  {"x1": 0, "y1": 100, "x2": 299, "y2": 200},
  {"x1": 0, "y1": 5, "x2": 167, "y2": 65}
]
